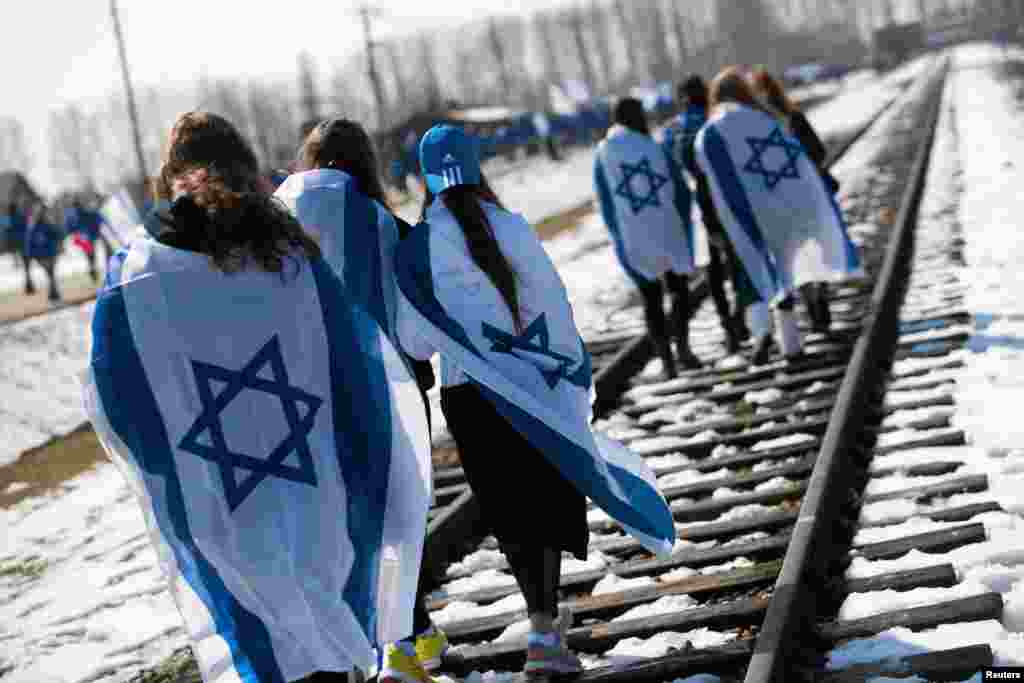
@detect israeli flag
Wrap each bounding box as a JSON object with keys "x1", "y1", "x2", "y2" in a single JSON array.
[
  {"x1": 394, "y1": 202, "x2": 675, "y2": 557},
  {"x1": 81, "y1": 237, "x2": 432, "y2": 681},
  {"x1": 594, "y1": 125, "x2": 696, "y2": 288},
  {"x1": 274, "y1": 169, "x2": 400, "y2": 340},
  {"x1": 695, "y1": 103, "x2": 863, "y2": 303},
  {"x1": 99, "y1": 188, "x2": 144, "y2": 248}
]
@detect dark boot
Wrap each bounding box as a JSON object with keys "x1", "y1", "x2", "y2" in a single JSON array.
[
  {"x1": 654, "y1": 336, "x2": 678, "y2": 380},
  {"x1": 814, "y1": 284, "x2": 832, "y2": 333},
  {"x1": 732, "y1": 312, "x2": 750, "y2": 343},
  {"x1": 751, "y1": 334, "x2": 775, "y2": 366},
  {"x1": 666, "y1": 273, "x2": 702, "y2": 371}
]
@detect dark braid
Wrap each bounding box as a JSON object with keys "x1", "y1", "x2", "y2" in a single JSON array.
[{"x1": 420, "y1": 175, "x2": 523, "y2": 333}]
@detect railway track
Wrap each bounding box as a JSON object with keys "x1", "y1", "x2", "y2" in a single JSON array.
[{"x1": 420, "y1": 58, "x2": 974, "y2": 683}]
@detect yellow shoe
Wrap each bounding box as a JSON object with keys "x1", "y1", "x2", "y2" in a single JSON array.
[
  {"x1": 414, "y1": 625, "x2": 450, "y2": 672},
  {"x1": 379, "y1": 642, "x2": 435, "y2": 683}
]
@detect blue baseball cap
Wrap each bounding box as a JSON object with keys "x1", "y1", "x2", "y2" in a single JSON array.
[{"x1": 419, "y1": 125, "x2": 481, "y2": 195}]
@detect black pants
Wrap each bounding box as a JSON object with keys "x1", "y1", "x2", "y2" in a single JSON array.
[
  {"x1": 292, "y1": 673, "x2": 348, "y2": 683},
  {"x1": 407, "y1": 384, "x2": 434, "y2": 638},
  {"x1": 441, "y1": 383, "x2": 587, "y2": 616},
  {"x1": 637, "y1": 271, "x2": 690, "y2": 347}
]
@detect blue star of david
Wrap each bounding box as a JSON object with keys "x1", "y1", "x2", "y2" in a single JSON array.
[
  {"x1": 178, "y1": 336, "x2": 323, "y2": 512},
  {"x1": 743, "y1": 126, "x2": 804, "y2": 191},
  {"x1": 615, "y1": 157, "x2": 669, "y2": 215},
  {"x1": 481, "y1": 314, "x2": 587, "y2": 389}
]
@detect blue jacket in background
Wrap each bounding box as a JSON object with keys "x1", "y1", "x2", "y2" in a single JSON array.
[
  {"x1": 662, "y1": 104, "x2": 707, "y2": 179},
  {"x1": 65, "y1": 208, "x2": 106, "y2": 242}
]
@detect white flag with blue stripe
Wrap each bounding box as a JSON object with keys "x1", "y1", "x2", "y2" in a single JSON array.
[
  {"x1": 99, "y1": 188, "x2": 143, "y2": 249},
  {"x1": 81, "y1": 237, "x2": 432, "y2": 682},
  {"x1": 695, "y1": 103, "x2": 863, "y2": 303},
  {"x1": 394, "y1": 202, "x2": 675, "y2": 557},
  {"x1": 274, "y1": 169, "x2": 401, "y2": 340},
  {"x1": 594, "y1": 125, "x2": 696, "y2": 287}
]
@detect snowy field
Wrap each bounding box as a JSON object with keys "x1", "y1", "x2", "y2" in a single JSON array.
[
  {"x1": 0, "y1": 55, "x2": 947, "y2": 683},
  {"x1": 0, "y1": 247, "x2": 95, "y2": 298}
]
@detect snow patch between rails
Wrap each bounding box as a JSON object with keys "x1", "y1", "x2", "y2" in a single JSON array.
[{"x1": 602, "y1": 628, "x2": 737, "y2": 665}]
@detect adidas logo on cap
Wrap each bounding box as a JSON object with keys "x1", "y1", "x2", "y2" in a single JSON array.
[{"x1": 442, "y1": 153, "x2": 456, "y2": 164}]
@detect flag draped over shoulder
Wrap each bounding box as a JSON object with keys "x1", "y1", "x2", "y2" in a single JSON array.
[
  {"x1": 394, "y1": 204, "x2": 675, "y2": 557},
  {"x1": 594, "y1": 125, "x2": 695, "y2": 287},
  {"x1": 81, "y1": 238, "x2": 431, "y2": 682},
  {"x1": 99, "y1": 189, "x2": 144, "y2": 248},
  {"x1": 274, "y1": 169, "x2": 401, "y2": 340},
  {"x1": 695, "y1": 103, "x2": 862, "y2": 303}
]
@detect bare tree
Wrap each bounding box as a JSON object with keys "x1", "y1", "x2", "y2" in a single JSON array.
[
  {"x1": 668, "y1": 0, "x2": 692, "y2": 64},
  {"x1": 566, "y1": 6, "x2": 598, "y2": 95},
  {"x1": 487, "y1": 18, "x2": 514, "y2": 101},
  {"x1": 385, "y1": 43, "x2": 410, "y2": 125},
  {"x1": 297, "y1": 51, "x2": 321, "y2": 126},
  {"x1": 0, "y1": 117, "x2": 31, "y2": 173},
  {"x1": 638, "y1": 1, "x2": 673, "y2": 83},
  {"x1": 590, "y1": 0, "x2": 617, "y2": 93},
  {"x1": 454, "y1": 40, "x2": 486, "y2": 105},
  {"x1": 198, "y1": 76, "x2": 252, "y2": 138},
  {"x1": 418, "y1": 35, "x2": 443, "y2": 111},
  {"x1": 612, "y1": 0, "x2": 642, "y2": 85},
  {"x1": 248, "y1": 82, "x2": 295, "y2": 168},
  {"x1": 715, "y1": 0, "x2": 784, "y2": 68},
  {"x1": 329, "y1": 57, "x2": 377, "y2": 124},
  {"x1": 48, "y1": 104, "x2": 101, "y2": 191},
  {"x1": 533, "y1": 10, "x2": 565, "y2": 104}
]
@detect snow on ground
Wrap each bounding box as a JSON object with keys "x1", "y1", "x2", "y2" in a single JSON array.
[
  {"x1": 827, "y1": 43, "x2": 1024, "y2": 675},
  {"x1": 0, "y1": 302, "x2": 94, "y2": 466},
  {"x1": 0, "y1": 466, "x2": 183, "y2": 683},
  {"x1": 805, "y1": 54, "x2": 933, "y2": 148},
  {"x1": 0, "y1": 243, "x2": 93, "y2": 296},
  {"x1": 0, "y1": 63, "x2": 913, "y2": 682}
]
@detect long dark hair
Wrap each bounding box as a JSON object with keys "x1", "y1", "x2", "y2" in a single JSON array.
[
  {"x1": 300, "y1": 118, "x2": 389, "y2": 209},
  {"x1": 614, "y1": 97, "x2": 650, "y2": 136},
  {"x1": 154, "y1": 111, "x2": 319, "y2": 275},
  {"x1": 679, "y1": 75, "x2": 709, "y2": 108},
  {"x1": 420, "y1": 174, "x2": 523, "y2": 333}
]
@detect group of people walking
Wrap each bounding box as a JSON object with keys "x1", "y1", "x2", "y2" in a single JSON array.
[
  {"x1": 3, "y1": 197, "x2": 118, "y2": 302},
  {"x1": 81, "y1": 64, "x2": 862, "y2": 683},
  {"x1": 596, "y1": 67, "x2": 860, "y2": 373}
]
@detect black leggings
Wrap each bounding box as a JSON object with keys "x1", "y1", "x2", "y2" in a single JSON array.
[
  {"x1": 637, "y1": 271, "x2": 690, "y2": 344},
  {"x1": 501, "y1": 543, "x2": 561, "y2": 618},
  {"x1": 405, "y1": 533, "x2": 562, "y2": 635}
]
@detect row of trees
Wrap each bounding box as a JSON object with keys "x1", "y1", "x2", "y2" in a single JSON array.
[{"x1": 29, "y1": 0, "x2": 1007, "y2": 195}]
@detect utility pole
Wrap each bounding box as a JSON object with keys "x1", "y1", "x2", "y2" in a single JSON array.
[
  {"x1": 110, "y1": 0, "x2": 149, "y2": 187},
  {"x1": 354, "y1": 3, "x2": 388, "y2": 131}
]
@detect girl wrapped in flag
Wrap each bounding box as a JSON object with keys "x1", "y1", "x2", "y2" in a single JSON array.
[
  {"x1": 594, "y1": 97, "x2": 702, "y2": 378},
  {"x1": 98, "y1": 187, "x2": 146, "y2": 249},
  {"x1": 394, "y1": 124, "x2": 675, "y2": 679},
  {"x1": 274, "y1": 118, "x2": 446, "y2": 683},
  {"x1": 81, "y1": 112, "x2": 433, "y2": 683},
  {"x1": 662, "y1": 74, "x2": 749, "y2": 354},
  {"x1": 750, "y1": 67, "x2": 855, "y2": 336},
  {"x1": 694, "y1": 68, "x2": 863, "y2": 363}
]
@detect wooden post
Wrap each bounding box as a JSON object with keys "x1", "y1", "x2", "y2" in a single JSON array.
[{"x1": 109, "y1": 0, "x2": 149, "y2": 188}]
